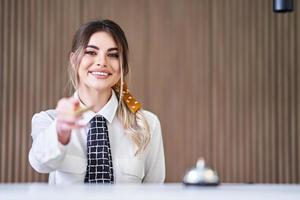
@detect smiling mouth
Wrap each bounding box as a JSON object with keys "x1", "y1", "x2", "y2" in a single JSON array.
[{"x1": 89, "y1": 71, "x2": 112, "y2": 76}]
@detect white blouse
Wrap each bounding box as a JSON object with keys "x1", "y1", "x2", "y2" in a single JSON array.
[{"x1": 29, "y1": 91, "x2": 165, "y2": 184}]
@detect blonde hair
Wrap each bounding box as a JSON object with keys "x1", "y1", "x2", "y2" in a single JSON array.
[{"x1": 68, "y1": 19, "x2": 150, "y2": 155}]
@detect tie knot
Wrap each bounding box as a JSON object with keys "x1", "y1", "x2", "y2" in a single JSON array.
[
  {"x1": 91, "y1": 115, "x2": 106, "y2": 122},
  {"x1": 89, "y1": 115, "x2": 106, "y2": 128}
]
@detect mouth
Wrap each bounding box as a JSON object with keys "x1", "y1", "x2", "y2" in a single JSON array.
[{"x1": 89, "y1": 71, "x2": 112, "y2": 78}]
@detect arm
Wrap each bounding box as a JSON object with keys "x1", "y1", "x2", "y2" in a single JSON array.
[
  {"x1": 28, "y1": 111, "x2": 68, "y2": 173},
  {"x1": 143, "y1": 114, "x2": 166, "y2": 183},
  {"x1": 29, "y1": 98, "x2": 84, "y2": 173}
]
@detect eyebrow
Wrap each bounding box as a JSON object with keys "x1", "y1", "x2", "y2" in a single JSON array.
[{"x1": 86, "y1": 45, "x2": 118, "y2": 52}]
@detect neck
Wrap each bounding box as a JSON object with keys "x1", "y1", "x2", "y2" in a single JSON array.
[{"x1": 77, "y1": 86, "x2": 112, "y2": 113}]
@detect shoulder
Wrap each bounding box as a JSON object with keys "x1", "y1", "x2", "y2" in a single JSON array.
[
  {"x1": 32, "y1": 109, "x2": 56, "y2": 123},
  {"x1": 139, "y1": 109, "x2": 161, "y2": 131},
  {"x1": 31, "y1": 109, "x2": 57, "y2": 137}
]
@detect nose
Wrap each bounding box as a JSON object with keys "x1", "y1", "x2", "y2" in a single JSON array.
[{"x1": 96, "y1": 52, "x2": 107, "y2": 67}]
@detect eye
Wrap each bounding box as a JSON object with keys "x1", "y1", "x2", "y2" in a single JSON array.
[
  {"x1": 85, "y1": 50, "x2": 97, "y2": 56},
  {"x1": 108, "y1": 53, "x2": 119, "y2": 58}
]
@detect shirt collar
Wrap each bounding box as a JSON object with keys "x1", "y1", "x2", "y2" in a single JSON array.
[{"x1": 73, "y1": 90, "x2": 119, "y2": 124}]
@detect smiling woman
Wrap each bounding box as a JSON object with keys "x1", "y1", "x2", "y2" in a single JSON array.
[{"x1": 28, "y1": 19, "x2": 165, "y2": 185}]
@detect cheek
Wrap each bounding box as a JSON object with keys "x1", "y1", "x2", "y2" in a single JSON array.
[
  {"x1": 77, "y1": 65, "x2": 85, "y2": 78},
  {"x1": 77, "y1": 58, "x2": 92, "y2": 76},
  {"x1": 115, "y1": 66, "x2": 121, "y2": 75},
  {"x1": 79, "y1": 58, "x2": 91, "y2": 69},
  {"x1": 112, "y1": 61, "x2": 121, "y2": 74},
  {"x1": 114, "y1": 67, "x2": 121, "y2": 81}
]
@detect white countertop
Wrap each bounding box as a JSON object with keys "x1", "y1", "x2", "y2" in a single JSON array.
[{"x1": 1, "y1": 183, "x2": 300, "y2": 200}]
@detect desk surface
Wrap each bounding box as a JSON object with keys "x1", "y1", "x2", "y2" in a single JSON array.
[{"x1": 1, "y1": 183, "x2": 300, "y2": 200}]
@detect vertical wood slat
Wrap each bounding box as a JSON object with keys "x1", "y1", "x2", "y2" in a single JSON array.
[
  {"x1": 20, "y1": 0, "x2": 29, "y2": 182},
  {"x1": 256, "y1": 0, "x2": 263, "y2": 183},
  {"x1": 289, "y1": 10, "x2": 297, "y2": 183},
  {"x1": 263, "y1": 0, "x2": 272, "y2": 183},
  {"x1": 0, "y1": 0, "x2": 299, "y2": 183},
  {"x1": 236, "y1": 0, "x2": 243, "y2": 182},
  {"x1": 250, "y1": 0, "x2": 256, "y2": 183},
  {"x1": 14, "y1": 0, "x2": 22, "y2": 182},
  {"x1": 211, "y1": 0, "x2": 221, "y2": 181},
  {"x1": 268, "y1": 0, "x2": 277, "y2": 183},
  {"x1": 0, "y1": 0, "x2": 2, "y2": 182},
  {"x1": 33, "y1": 0, "x2": 42, "y2": 182},
  {"x1": 26, "y1": 0, "x2": 34, "y2": 182},
  {"x1": 241, "y1": 0, "x2": 250, "y2": 182},
  {"x1": 295, "y1": 0, "x2": 300, "y2": 182},
  {"x1": 296, "y1": 0, "x2": 300, "y2": 183},
  {"x1": 0, "y1": 0, "x2": 6, "y2": 183},
  {"x1": 7, "y1": 0, "x2": 15, "y2": 182}
]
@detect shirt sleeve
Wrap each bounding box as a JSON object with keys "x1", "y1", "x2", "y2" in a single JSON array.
[
  {"x1": 143, "y1": 114, "x2": 166, "y2": 183},
  {"x1": 28, "y1": 111, "x2": 68, "y2": 173}
]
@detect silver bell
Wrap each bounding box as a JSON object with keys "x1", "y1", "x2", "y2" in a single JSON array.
[{"x1": 182, "y1": 158, "x2": 220, "y2": 186}]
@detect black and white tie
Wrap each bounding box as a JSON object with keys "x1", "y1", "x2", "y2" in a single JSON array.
[{"x1": 84, "y1": 115, "x2": 114, "y2": 183}]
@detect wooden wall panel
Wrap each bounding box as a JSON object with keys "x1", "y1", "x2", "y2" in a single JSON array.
[
  {"x1": 0, "y1": 0, "x2": 81, "y2": 182},
  {"x1": 0, "y1": 0, "x2": 299, "y2": 183},
  {"x1": 145, "y1": 0, "x2": 212, "y2": 182}
]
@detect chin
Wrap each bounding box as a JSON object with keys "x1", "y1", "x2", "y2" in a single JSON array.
[
  {"x1": 88, "y1": 82, "x2": 115, "y2": 92},
  {"x1": 90, "y1": 85, "x2": 112, "y2": 92},
  {"x1": 80, "y1": 77, "x2": 119, "y2": 92}
]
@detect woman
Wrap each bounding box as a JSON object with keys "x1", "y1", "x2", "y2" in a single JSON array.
[{"x1": 29, "y1": 19, "x2": 165, "y2": 184}]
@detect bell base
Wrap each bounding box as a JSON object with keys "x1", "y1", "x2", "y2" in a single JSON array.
[{"x1": 183, "y1": 181, "x2": 220, "y2": 186}]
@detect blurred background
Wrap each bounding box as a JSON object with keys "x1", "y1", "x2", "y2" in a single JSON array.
[{"x1": 0, "y1": 0, "x2": 299, "y2": 183}]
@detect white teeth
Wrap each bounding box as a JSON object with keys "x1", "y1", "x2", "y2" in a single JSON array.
[{"x1": 91, "y1": 71, "x2": 109, "y2": 76}]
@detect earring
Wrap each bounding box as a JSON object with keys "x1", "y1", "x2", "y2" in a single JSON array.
[{"x1": 122, "y1": 82, "x2": 141, "y2": 113}]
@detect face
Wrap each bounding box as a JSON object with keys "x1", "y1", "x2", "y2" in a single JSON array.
[{"x1": 76, "y1": 31, "x2": 121, "y2": 92}]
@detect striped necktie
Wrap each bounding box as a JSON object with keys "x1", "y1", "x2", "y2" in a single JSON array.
[{"x1": 84, "y1": 115, "x2": 114, "y2": 183}]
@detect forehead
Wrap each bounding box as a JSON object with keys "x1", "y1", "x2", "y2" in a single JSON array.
[{"x1": 87, "y1": 31, "x2": 117, "y2": 49}]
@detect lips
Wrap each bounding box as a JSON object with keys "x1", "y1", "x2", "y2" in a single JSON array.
[
  {"x1": 90, "y1": 71, "x2": 111, "y2": 76},
  {"x1": 88, "y1": 69, "x2": 112, "y2": 78}
]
